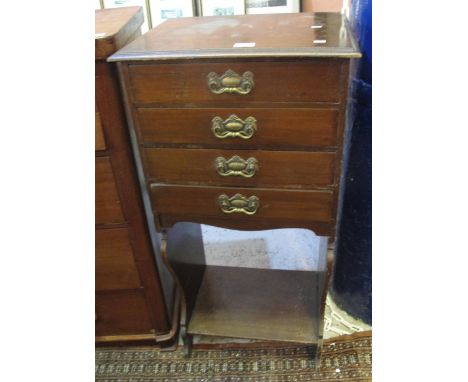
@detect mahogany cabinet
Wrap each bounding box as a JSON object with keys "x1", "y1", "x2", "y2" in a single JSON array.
[
  {"x1": 109, "y1": 12, "x2": 360, "y2": 358},
  {"x1": 95, "y1": 7, "x2": 174, "y2": 344}
]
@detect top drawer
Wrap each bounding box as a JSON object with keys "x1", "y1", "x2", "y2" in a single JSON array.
[{"x1": 128, "y1": 61, "x2": 342, "y2": 105}]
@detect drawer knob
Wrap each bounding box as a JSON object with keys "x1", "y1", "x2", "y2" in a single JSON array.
[
  {"x1": 212, "y1": 114, "x2": 257, "y2": 139},
  {"x1": 207, "y1": 70, "x2": 254, "y2": 95},
  {"x1": 215, "y1": 156, "x2": 259, "y2": 178},
  {"x1": 218, "y1": 193, "x2": 259, "y2": 215}
]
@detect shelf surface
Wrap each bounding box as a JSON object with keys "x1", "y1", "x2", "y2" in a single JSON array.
[{"x1": 188, "y1": 265, "x2": 323, "y2": 344}]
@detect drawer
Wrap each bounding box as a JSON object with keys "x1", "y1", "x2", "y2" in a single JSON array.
[
  {"x1": 95, "y1": 157, "x2": 125, "y2": 225},
  {"x1": 95, "y1": 228, "x2": 141, "y2": 291},
  {"x1": 145, "y1": 148, "x2": 336, "y2": 189},
  {"x1": 151, "y1": 184, "x2": 334, "y2": 223},
  {"x1": 95, "y1": 111, "x2": 106, "y2": 151},
  {"x1": 129, "y1": 61, "x2": 342, "y2": 104},
  {"x1": 138, "y1": 107, "x2": 338, "y2": 148},
  {"x1": 95, "y1": 290, "x2": 153, "y2": 336}
]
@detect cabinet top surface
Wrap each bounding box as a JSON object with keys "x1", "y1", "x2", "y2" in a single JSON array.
[
  {"x1": 95, "y1": 6, "x2": 143, "y2": 59},
  {"x1": 109, "y1": 12, "x2": 360, "y2": 62}
]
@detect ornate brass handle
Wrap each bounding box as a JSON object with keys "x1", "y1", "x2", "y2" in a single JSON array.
[
  {"x1": 215, "y1": 156, "x2": 258, "y2": 178},
  {"x1": 211, "y1": 114, "x2": 257, "y2": 139},
  {"x1": 218, "y1": 193, "x2": 259, "y2": 215},
  {"x1": 207, "y1": 70, "x2": 254, "y2": 94}
]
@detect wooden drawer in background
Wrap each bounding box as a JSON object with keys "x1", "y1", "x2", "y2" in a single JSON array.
[
  {"x1": 95, "y1": 111, "x2": 106, "y2": 151},
  {"x1": 95, "y1": 228, "x2": 141, "y2": 291},
  {"x1": 95, "y1": 7, "x2": 172, "y2": 344},
  {"x1": 151, "y1": 184, "x2": 334, "y2": 223},
  {"x1": 95, "y1": 291, "x2": 153, "y2": 336},
  {"x1": 95, "y1": 157, "x2": 125, "y2": 225},
  {"x1": 145, "y1": 148, "x2": 336, "y2": 189},
  {"x1": 137, "y1": 107, "x2": 339, "y2": 149},
  {"x1": 128, "y1": 61, "x2": 342, "y2": 105}
]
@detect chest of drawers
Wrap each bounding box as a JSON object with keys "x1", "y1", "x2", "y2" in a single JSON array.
[
  {"x1": 95, "y1": 7, "x2": 175, "y2": 345},
  {"x1": 110, "y1": 12, "x2": 360, "y2": 358}
]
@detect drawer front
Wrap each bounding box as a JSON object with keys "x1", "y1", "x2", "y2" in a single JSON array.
[
  {"x1": 95, "y1": 111, "x2": 106, "y2": 151},
  {"x1": 129, "y1": 61, "x2": 342, "y2": 104},
  {"x1": 95, "y1": 290, "x2": 153, "y2": 336},
  {"x1": 151, "y1": 185, "x2": 334, "y2": 223},
  {"x1": 95, "y1": 228, "x2": 141, "y2": 291},
  {"x1": 145, "y1": 148, "x2": 336, "y2": 189},
  {"x1": 95, "y1": 157, "x2": 125, "y2": 225},
  {"x1": 138, "y1": 108, "x2": 338, "y2": 148}
]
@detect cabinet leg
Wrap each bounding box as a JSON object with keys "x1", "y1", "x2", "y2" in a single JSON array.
[
  {"x1": 158, "y1": 336, "x2": 178, "y2": 352},
  {"x1": 314, "y1": 341, "x2": 322, "y2": 368},
  {"x1": 180, "y1": 325, "x2": 192, "y2": 358}
]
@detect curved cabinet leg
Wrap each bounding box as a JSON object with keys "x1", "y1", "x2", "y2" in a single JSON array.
[
  {"x1": 315, "y1": 237, "x2": 333, "y2": 367},
  {"x1": 159, "y1": 223, "x2": 206, "y2": 357}
]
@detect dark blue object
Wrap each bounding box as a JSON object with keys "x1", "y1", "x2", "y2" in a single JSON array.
[{"x1": 331, "y1": 0, "x2": 372, "y2": 325}]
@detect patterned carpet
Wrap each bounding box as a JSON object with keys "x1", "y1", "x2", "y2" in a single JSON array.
[{"x1": 95, "y1": 331, "x2": 372, "y2": 381}]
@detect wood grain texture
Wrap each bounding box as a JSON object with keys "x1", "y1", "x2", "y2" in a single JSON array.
[
  {"x1": 95, "y1": 6, "x2": 144, "y2": 60},
  {"x1": 108, "y1": 13, "x2": 360, "y2": 61},
  {"x1": 95, "y1": 290, "x2": 153, "y2": 336},
  {"x1": 95, "y1": 228, "x2": 141, "y2": 290},
  {"x1": 95, "y1": 8, "x2": 172, "y2": 344},
  {"x1": 144, "y1": 148, "x2": 336, "y2": 189},
  {"x1": 137, "y1": 107, "x2": 339, "y2": 148},
  {"x1": 95, "y1": 111, "x2": 106, "y2": 151},
  {"x1": 96, "y1": 61, "x2": 171, "y2": 338},
  {"x1": 151, "y1": 184, "x2": 334, "y2": 223},
  {"x1": 188, "y1": 266, "x2": 321, "y2": 343},
  {"x1": 95, "y1": 157, "x2": 125, "y2": 225},
  {"x1": 111, "y1": 13, "x2": 359, "y2": 349},
  {"x1": 128, "y1": 61, "x2": 342, "y2": 104}
]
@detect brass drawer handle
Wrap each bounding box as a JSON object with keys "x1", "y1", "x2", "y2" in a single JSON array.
[
  {"x1": 207, "y1": 70, "x2": 254, "y2": 94},
  {"x1": 215, "y1": 156, "x2": 258, "y2": 178},
  {"x1": 218, "y1": 193, "x2": 259, "y2": 215},
  {"x1": 212, "y1": 114, "x2": 257, "y2": 139}
]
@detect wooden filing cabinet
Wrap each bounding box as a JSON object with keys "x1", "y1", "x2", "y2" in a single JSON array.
[
  {"x1": 95, "y1": 7, "x2": 174, "y2": 344},
  {"x1": 110, "y1": 13, "x2": 360, "y2": 357}
]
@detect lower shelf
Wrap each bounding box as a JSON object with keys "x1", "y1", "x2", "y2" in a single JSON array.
[{"x1": 188, "y1": 265, "x2": 323, "y2": 344}]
